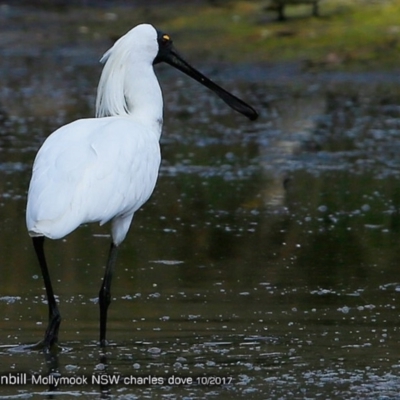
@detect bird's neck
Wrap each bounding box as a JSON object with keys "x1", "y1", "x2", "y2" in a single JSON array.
[
  {"x1": 124, "y1": 64, "x2": 163, "y2": 137},
  {"x1": 96, "y1": 60, "x2": 163, "y2": 138}
]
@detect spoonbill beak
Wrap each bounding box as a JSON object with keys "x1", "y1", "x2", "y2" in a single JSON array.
[{"x1": 154, "y1": 31, "x2": 258, "y2": 121}]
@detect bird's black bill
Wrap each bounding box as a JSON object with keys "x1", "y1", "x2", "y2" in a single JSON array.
[{"x1": 156, "y1": 45, "x2": 258, "y2": 121}]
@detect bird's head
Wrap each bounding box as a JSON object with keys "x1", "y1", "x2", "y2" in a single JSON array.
[{"x1": 101, "y1": 23, "x2": 258, "y2": 121}]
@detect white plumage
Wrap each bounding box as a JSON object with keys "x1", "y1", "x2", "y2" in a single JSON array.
[
  {"x1": 25, "y1": 23, "x2": 257, "y2": 350},
  {"x1": 27, "y1": 25, "x2": 162, "y2": 245},
  {"x1": 27, "y1": 117, "x2": 160, "y2": 245}
]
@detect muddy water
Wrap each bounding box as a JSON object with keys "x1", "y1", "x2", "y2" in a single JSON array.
[{"x1": 1, "y1": 47, "x2": 400, "y2": 399}]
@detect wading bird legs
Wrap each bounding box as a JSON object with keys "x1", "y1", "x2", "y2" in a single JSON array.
[
  {"x1": 99, "y1": 242, "x2": 119, "y2": 347},
  {"x1": 32, "y1": 236, "x2": 61, "y2": 351}
]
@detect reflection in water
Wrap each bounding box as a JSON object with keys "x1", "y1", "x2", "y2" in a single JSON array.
[{"x1": 1, "y1": 49, "x2": 400, "y2": 398}]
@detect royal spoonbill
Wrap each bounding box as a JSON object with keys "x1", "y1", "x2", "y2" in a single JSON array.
[{"x1": 26, "y1": 23, "x2": 258, "y2": 350}]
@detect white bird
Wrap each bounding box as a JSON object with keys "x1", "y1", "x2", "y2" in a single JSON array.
[{"x1": 26, "y1": 23, "x2": 258, "y2": 351}]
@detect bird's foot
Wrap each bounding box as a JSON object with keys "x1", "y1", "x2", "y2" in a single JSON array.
[{"x1": 9, "y1": 338, "x2": 60, "y2": 354}]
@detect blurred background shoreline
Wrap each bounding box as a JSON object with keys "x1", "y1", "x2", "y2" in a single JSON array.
[{"x1": 1, "y1": 0, "x2": 400, "y2": 71}]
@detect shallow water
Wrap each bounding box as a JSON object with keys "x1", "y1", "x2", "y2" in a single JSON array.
[{"x1": 1, "y1": 25, "x2": 400, "y2": 400}]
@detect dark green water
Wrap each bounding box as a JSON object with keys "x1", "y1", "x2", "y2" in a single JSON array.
[{"x1": 1, "y1": 29, "x2": 400, "y2": 400}]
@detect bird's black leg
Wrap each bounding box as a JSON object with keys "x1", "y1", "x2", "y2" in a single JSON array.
[
  {"x1": 99, "y1": 242, "x2": 119, "y2": 347},
  {"x1": 32, "y1": 236, "x2": 61, "y2": 351}
]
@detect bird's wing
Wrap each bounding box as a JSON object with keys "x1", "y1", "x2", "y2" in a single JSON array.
[{"x1": 26, "y1": 117, "x2": 161, "y2": 239}]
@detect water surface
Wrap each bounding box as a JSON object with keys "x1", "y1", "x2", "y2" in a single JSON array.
[{"x1": 1, "y1": 27, "x2": 400, "y2": 400}]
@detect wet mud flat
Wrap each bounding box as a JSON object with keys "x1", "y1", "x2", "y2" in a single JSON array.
[{"x1": 1, "y1": 4, "x2": 400, "y2": 400}]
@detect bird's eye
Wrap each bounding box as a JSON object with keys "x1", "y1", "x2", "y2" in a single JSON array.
[{"x1": 162, "y1": 34, "x2": 170, "y2": 43}]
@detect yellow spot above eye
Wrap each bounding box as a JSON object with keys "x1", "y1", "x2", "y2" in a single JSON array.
[{"x1": 163, "y1": 34, "x2": 170, "y2": 41}]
